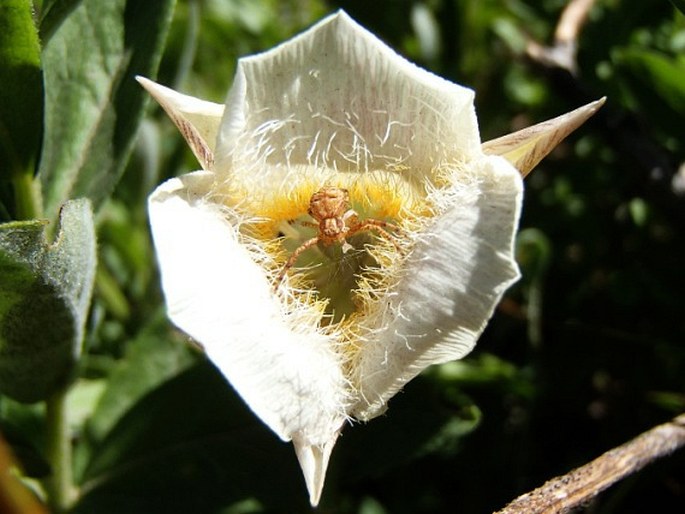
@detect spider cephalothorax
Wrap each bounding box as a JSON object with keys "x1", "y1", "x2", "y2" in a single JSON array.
[{"x1": 275, "y1": 186, "x2": 402, "y2": 289}]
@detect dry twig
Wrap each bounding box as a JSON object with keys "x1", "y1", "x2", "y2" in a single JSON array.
[
  {"x1": 526, "y1": 0, "x2": 597, "y2": 74},
  {"x1": 494, "y1": 413, "x2": 685, "y2": 514}
]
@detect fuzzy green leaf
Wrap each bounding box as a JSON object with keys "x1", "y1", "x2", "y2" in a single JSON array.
[
  {"x1": 671, "y1": 0, "x2": 685, "y2": 15},
  {"x1": 38, "y1": 0, "x2": 176, "y2": 221},
  {"x1": 0, "y1": 0, "x2": 43, "y2": 180},
  {"x1": 0, "y1": 199, "x2": 96, "y2": 402}
]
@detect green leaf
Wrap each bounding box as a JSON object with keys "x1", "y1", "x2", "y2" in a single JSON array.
[
  {"x1": 73, "y1": 362, "x2": 310, "y2": 513},
  {"x1": 613, "y1": 48, "x2": 685, "y2": 140},
  {"x1": 618, "y1": 49, "x2": 685, "y2": 113},
  {"x1": 38, "y1": 0, "x2": 176, "y2": 221},
  {"x1": 671, "y1": 0, "x2": 685, "y2": 15},
  {"x1": 0, "y1": 199, "x2": 96, "y2": 402},
  {"x1": 0, "y1": 396, "x2": 51, "y2": 478},
  {"x1": 0, "y1": 0, "x2": 43, "y2": 180},
  {"x1": 337, "y1": 374, "x2": 481, "y2": 482},
  {"x1": 37, "y1": 0, "x2": 83, "y2": 43},
  {"x1": 81, "y1": 314, "x2": 196, "y2": 446},
  {"x1": 70, "y1": 359, "x2": 481, "y2": 512}
]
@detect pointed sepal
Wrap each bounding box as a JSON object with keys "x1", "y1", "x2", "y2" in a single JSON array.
[
  {"x1": 292, "y1": 428, "x2": 342, "y2": 507},
  {"x1": 136, "y1": 76, "x2": 224, "y2": 170},
  {"x1": 482, "y1": 98, "x2": 606, "y2": 176}
]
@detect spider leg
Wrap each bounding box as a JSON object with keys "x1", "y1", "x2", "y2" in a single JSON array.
[
  {"x1": 358, "y1": 218, "x2": 404, "y2": 233},
  {"x1": 350, "y1": 219, "x2": 405, "y2": 254},
  {"x1": 287, "y1": 219, "x2": 318, "y2": 229},
  {"x1": 274, "y1": 236, "x2": 320, "y2": 291}
]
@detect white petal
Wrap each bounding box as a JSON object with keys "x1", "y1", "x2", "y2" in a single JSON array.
[
  {"x1": 215, "y1": 11, "x2": 481, "y2": 191},
  {"x1": 136, "y1": 76, "x2": 225, "y2": 170},
  {"x1": 351, "y1": 156, "x2": 523, "y2": 420},
  {"x1": 148, "y1": 171, "x2": 348, "y2": 445}
]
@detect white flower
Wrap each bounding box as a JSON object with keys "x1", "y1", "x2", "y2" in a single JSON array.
[{"x1": 139, "y1": 10, "x2": 603, "y2": 506}]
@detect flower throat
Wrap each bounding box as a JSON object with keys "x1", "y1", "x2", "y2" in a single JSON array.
[{"x1": 275, "y1": 186, "x2": 405, "y2": 324}]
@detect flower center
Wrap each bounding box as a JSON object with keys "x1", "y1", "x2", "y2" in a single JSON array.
[
  {"x1": 227, "y1": 166, "x2": 429, "y2": 326},
  {"x1": 277, "y1": 201, "x2": 399, "y2": 323}
]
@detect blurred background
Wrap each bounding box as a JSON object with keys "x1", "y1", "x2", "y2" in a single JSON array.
[{"x1": 13, "y1": 0, "x2": 685, "y2": 512}]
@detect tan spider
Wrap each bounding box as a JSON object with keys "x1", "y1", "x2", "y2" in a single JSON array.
[{"x1": 274, "y1": 186, "x2": 403, "y2": 290}]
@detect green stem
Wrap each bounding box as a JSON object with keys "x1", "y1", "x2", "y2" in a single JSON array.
[
  {"x1": 527, "y1": 278, "x2": 543, "y2": 348},
  {"x1": 12, "y1": 170, "x2": 43, "y2": 220},
  {"x1": 173, "y1": 0, "x2": 200, "y2": 89},
  {"x1": 45, "y1": 387, "x2": 74, "y2": 513}
]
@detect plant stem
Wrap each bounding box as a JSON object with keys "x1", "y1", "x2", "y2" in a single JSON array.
[
  {"x1": 495, "y1": 413, "x2": 685, "y2": 514},
  {"x1": 12, "y1": 170, "x2": 43, "y2": 220},
  {"x1": 45, "y1": 387, "x2": 74, "y2": 512}
]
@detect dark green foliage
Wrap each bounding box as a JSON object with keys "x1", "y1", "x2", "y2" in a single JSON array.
[
  {"x1": 0, "y1": 0, "x2": 683, "y2": 513},
  {"x1": 37, "y1": 0, "x2": 176, "y2": 222},
  {"x1": 0, "y1": 1, "x2": 43, "y2": 182}
]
